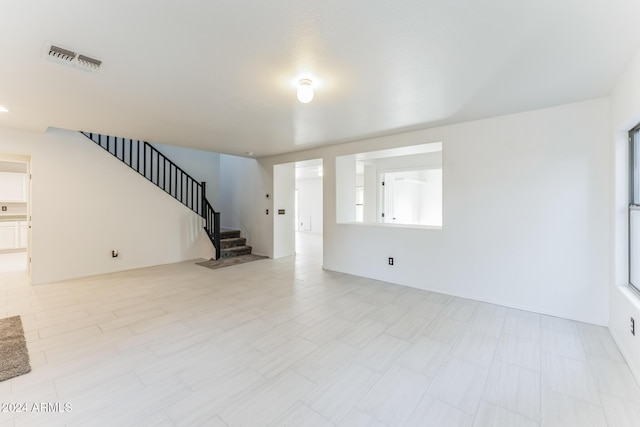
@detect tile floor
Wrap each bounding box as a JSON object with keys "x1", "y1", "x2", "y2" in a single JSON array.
[
  {"x1": 0, "y1": 251, "x2": 27, "y2": 273},
  {"x1": 0, "y1": 234, "x2": 639, "y2": 426}
]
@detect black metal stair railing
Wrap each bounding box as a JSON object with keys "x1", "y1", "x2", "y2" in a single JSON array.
[
  {"x1": 203, "y1": 197, "x2": 220, "y2": 255},
  {"x1": 80, "y1": 132, "x2": 221, "y2": 259}
]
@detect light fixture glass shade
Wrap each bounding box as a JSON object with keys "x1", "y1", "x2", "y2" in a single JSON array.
[{"x1": 297, "y1": 79, "x2": 314, "y2": 103}]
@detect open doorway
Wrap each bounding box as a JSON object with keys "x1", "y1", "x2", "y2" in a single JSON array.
[
  {"x1": 0, "y1": 155, "x2": 31, "y2": 282},
  {"x1": 294, "y1": 159, "x2": 323, "y2": 257},
  {"x1": 272, "y1": 159, "x2": 324, "y2": 261}
]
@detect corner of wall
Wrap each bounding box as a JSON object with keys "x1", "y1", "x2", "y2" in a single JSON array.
[{"x1": 609, "y1": 45, "x2": 640, "y2": 384}]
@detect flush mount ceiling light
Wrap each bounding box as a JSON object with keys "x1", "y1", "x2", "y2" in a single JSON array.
[
  {"x1": 0, "y1": 106, "x2": 8, "y2": 113},
  {"x1": 297, "y1": 79, "x2": 314, "y2": 103}
]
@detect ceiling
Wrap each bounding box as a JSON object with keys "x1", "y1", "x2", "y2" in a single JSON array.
[{"x1": 1, "y1": 1, "x2": 639, "y2": 158}]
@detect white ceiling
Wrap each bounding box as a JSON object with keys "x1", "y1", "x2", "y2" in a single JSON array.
[{"x1": 1, "y1": 1, "x2": 639, "y2": 158}]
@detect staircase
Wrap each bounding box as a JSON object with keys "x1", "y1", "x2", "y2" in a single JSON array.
[
  {"x1": 80, "y1": 131, "x2": 222, "y2": 259},
  {"x1": 220, "y1": 229, "x2": 254, "y2": 258}
]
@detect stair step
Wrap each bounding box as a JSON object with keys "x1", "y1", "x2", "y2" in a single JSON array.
[
  {"x1": 220, "y1": 229, "x2": 241, "y2": 239},
  {"x1": 221, "y1": 245, "x2": 253, "y2": 258},
  {"x1": 220, "y1": 237, "x2": 246, "y2": 249}
]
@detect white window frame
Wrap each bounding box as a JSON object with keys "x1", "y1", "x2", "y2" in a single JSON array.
[{"x1": 628, "y1": 124, "x2": 640, "y2": 296}]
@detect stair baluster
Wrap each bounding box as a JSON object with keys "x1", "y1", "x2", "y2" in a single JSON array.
[{"x1": 80, "y1": 131, "x2": 221, "y2": 259}]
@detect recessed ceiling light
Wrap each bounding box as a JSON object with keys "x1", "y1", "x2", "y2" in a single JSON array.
[{"x1": 0, "y1": 106, "x2": 9, "y2": 113}]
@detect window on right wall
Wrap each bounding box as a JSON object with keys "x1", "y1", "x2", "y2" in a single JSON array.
[{"x1": 629, "y1": 124, "x2": 640, "y2": 295}]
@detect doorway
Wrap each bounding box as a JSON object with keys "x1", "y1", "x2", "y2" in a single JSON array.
[
  {"x1": 378, "y1": 168, "x2": 442, "y2": 226},
  {"x1": 294, "y1": 159, "x2": 323, "y2": 257},
  {"x1": 0, "y1": 154, "x2": 31, "y2": 282},
  {"x1": 272, "y1": 159, "x2": 323, "y2": 260}
]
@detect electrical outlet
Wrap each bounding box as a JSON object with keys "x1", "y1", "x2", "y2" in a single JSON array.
[
  {"x1": 1, "y1": 206, "x2": 6, "y2": 212},
  {"x1": 388, "y1": 257, "x2": 394, "y2": 266},
  {"x1": 112, "y1": 250, "x2": 118, "y2": 258},
  {"x1": 632, "y1": 317, "x2": 636, "y2": 336},
  {"x1": 266, "y1": 209, "x2": 269, "y2": 215}
]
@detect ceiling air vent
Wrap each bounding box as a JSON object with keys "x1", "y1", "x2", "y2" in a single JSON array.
[
  {"x1": 43, "y1": 42, "x2": 102, "y2": 72},
  {"x1": 48, "y1": 45, "x2": 76, "y2": 62},
  {"x1": 77, "y1": 54, "x2": 102, "y2": 70}
]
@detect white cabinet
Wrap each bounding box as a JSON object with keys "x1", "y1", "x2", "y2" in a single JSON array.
[
  {"x1": 0, "y1": 170, "x2": 28, "y2": 251},
  {"x1": 19, "y1": 221, "x2": 28, "y2": 247},
  {"x1": 0, "y1": 173, "x2": 27, "y2": 201},
  {"x1": 0, "y1": 220, "x2": 27, "y2": 250},
  {"x1": 0, "y1": 221, "x2": 18, "y2": 250}
]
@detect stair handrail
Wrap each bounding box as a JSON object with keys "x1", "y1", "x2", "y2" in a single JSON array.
[
  {"x1": 202, "y1": 197, "x2": 221, "y2": 260},
  {"x1": 81, "y1": 132, "x2": 221, "y2": 259}
]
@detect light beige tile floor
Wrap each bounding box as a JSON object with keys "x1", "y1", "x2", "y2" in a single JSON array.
[{"x1": 0, "y1": 234, "x2": 639, "y2": 426}]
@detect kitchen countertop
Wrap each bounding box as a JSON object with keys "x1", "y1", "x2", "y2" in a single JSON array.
[{"x1": 0, "y1": 213, "x2": 27, "y2": 221}]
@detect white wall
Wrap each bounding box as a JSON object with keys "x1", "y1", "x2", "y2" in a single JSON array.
[
  {"x1": 296, "y1": 177, "x2": 323, "y2": 233},
  {"x1": 273, "y1": 163, "x2": 295, "y2": 258},
  {"x1": 610, "y1": 47, "x2": 640, "y2": 382},
  {"x1": 254, "y1": 98, "x2": 610, "y2": 326},
  {"x1": 0, "y1": 127, "x2": 214, "y2": 284},
  {"x1": 363, "y1": 165, "x2": 377, "y2": 222},
  {"x1": 151, "y1": 142, "x2": 220, "y2": 208},
  {"x1": 0, "y1": 161, "x2": 27, "y2": 173},
  {"x1": 336, "y1": 155, "x2": 356, "y2": 223},
  {"x1": 368, "y1": 152, "x2": 442, "y2": 171}
]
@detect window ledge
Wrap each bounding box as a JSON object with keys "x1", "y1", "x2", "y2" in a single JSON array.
[
  {"x1": 337, "y1": 222, "x2": 442, "y2": 230},
  {"x1": 619, "y1": 284, "x2": 640, "y2": 306}
]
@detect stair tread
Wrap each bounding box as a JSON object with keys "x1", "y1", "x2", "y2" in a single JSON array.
[
  {"x1": 222, "y1": 245, "x2": 252, "y2": 252},
  {"x1": 220, "y1": 229, "x2": 242, "y2": 239},
  {"x1": 220, "y1": 244, "x2": 253, "y2": 259},
  {"x1": 221, "y1": 237, "x2": 247, "y2": 249}
]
